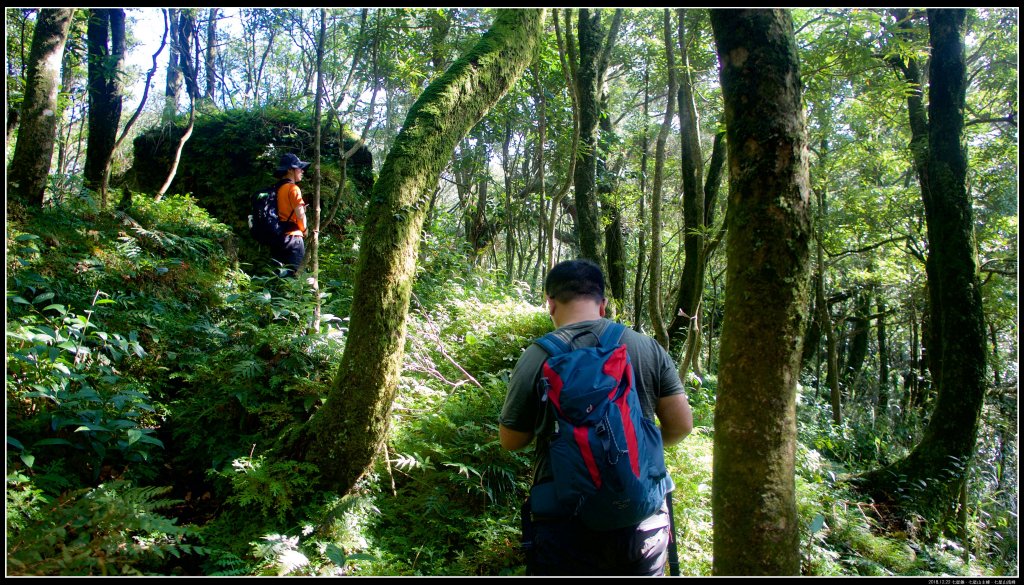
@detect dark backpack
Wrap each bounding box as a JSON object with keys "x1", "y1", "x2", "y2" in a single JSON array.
[
  {"x1": 530, "y1": 321, "x2": 672, "y2": 531},
  {"x1": 248, "y1": 181, "x2": 295, "y2": 246}
]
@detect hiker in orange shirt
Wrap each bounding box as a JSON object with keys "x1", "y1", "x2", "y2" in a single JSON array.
[{"x1": 271, "y1": 153, "x2": 310, "y2": 277}]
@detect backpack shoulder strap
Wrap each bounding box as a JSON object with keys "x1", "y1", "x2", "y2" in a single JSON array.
[
  {"x1": 534, "y1": 332, "x2": 570, "y2": 357},
  {"x1": 598, "y1": 321, "x2": 626, "y2": 349}
]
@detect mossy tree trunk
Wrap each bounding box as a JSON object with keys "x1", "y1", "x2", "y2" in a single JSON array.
[
  {"x1": 598, "y1": 91, "x2": 626, "y2": 309},
  {"x1": 667, "y1": 9, "x2": 708, "y2": 346},
  {"x1": 84, "y1": 8, "x2": 125, "y2": 204},
  {"x1": 7, "y1": 8, "x2": 75, "y2": 208},
  {"x1": 710, "y1": 9, "x2": 812, "y2": 575},
  {"x1": 573, "y1": 8, "x2": 603, "y2": 266},
  {"x1": 572, "y1": 9, "x2": 621, "y2": 269},
  {"x1": 852, "y1": 9, "x2": 987, "y2": 527},
  {"x1": 305, "y1": 9, "x2": 546, "y2": 494}
]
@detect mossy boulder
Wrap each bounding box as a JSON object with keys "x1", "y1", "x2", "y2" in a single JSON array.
[{"x1": 127, "y1": 108, "x2": 374, "y2": 249}]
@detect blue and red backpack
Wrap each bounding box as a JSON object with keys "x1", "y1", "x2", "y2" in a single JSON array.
[{"x1": 530, "y1": 321, "x2": 672, "y2": 531}]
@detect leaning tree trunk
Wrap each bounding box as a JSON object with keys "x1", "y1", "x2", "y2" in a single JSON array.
[
  {"x1": 852, "y1": 9, "x2": 987, "y2": 526},
  {"x1": 84, "y1": 8, "x2": 125, "y2": 205},
  {"x1": 648, "y1": 9, "x2": 677, "y2": 350},
  {"x1": 305, "y1": 9, "x2": 546, "y2": 494},
  {"x1": 7, "y1": 8, "x2": 75, "y2": 208},
  {"x1": 710, "y1": 9, "x2": 812, "y2": 576}
]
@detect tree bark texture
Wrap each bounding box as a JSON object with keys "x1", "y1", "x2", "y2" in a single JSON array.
[
  {"x1": 599, "y1": 92, "x2": 626, "y2": 308},
  {"x1": 710, "y1": 9, "x2": 812, "y2": 576},
  {"x1": 573, "y1": 8, "x2": 605, "y2": 266},
  {"x1": 204, "y1": 8, "x2": 219, "y2": 103},
  {"x1": 164, "y1": 8, "x2": 181, "y2": 122},
  {"x1": 84, "y1": 8, "x2": 125, "y2": 196},
  {"x1": 668, "y1": 9, "x2": 708, "y2": 345},
  {"x1": 853, "y1": 9, "x2": 988, "y2": 525},
  {"x1": 7, "y1": 8, "x2": 75, "y2": 208},
  {"x1": 305, "y1": 9, "x2": 546, "y2": 494}
]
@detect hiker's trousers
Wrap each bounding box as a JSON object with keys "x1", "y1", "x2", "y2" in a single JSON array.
[
  {"x1": 272, "y1": 234, "x2": 304, "y2": 277},
  {"x1": 522, "y1": 501, "x2": 671, "y2": 576}
]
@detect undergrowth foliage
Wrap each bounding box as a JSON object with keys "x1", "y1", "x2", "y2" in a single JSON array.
[
  {"x1": 5, "y1": 181, "x2": 1016, "y2": 576},
  {"x1": 368, "y1": 292, "x2": 550, "y2": 576}
]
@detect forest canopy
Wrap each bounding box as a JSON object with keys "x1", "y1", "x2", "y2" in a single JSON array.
[{"x1": 5, "y1": 7, "x2": 1018, "y2": 577}]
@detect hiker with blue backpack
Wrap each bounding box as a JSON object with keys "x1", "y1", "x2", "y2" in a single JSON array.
[{"x1": 499, "y1": 259, "x2": 693, "y2": 575}]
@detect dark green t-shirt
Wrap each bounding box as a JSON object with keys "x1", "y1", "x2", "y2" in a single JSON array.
[{"x1": 499, "y1": 318, "x2": 686, "y2": 485}]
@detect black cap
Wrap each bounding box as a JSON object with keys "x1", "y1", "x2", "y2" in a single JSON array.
[{"x1": 275, "y1": 153, "x2": 311, "y2": 172}]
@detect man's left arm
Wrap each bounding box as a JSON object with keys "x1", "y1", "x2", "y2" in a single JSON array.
[{"x1": 656, "y1": 393, "x2": 693, "y2": 446}]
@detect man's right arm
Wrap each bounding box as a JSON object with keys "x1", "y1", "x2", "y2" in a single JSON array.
[
  {"x1": 499, "y1": 425, "x2": 534, "y2": 451},
  {"x1": 498, "y1": 344, "x2": 545, "y2": 451}
]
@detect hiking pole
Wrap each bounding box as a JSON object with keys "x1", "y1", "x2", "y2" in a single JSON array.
[{"x1": 666, "y1": 491, "x2": 680, "y2": 576}]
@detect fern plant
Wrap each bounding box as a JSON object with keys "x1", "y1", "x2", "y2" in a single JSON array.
[{"x1": 6, "y1": 479, "x2": 204, "y2": 575}]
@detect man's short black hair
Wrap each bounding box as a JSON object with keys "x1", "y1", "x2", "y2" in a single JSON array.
[{"x1": 545, "y1": 259, "x2": 606, "y2": 304}]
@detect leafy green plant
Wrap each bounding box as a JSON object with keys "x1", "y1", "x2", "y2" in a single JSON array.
[{"x1": 7, "y1": 289, "x2": 164, "y2": 481}]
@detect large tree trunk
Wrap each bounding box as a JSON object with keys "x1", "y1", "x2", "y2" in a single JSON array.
[
  {"x1": 598, "y1": 91, "x2": 626, "y2": 309},
  {"x1": 83, "y1": 8, "x2": 125, "y2": 202},
  {"x1": 305, "y1": 9, "x2": 546, "y2": 494},
  {"x1": 164, "y1": 8, "x2": 181, "y2": 122},
  {"x1": 7, "y1": 8, "x2": 75, "y2": 208},
  {"x1": 573, "y1": 8, "x2": 603, "y2": 265},
  {"x1": 572, "y1": 9, "x2": 621, "y2": 268},
  {"x1": 648, "y1": 9, "x2": 677, "y2": 350},
  {"x1": 852, "y1": 9, "x2": 987, "y2": 526},
  {"x1": 668, "y1": 9, "x2": 708, "y2": 345},
  {"x1": 204, "y1": 8, "x2": 219, "y2": 106},
  {"x1": 177, "y1": 10, "x2": 200, "y2": 101},
  {"x1": 710, "y1": 9, "x2": 812, "y2": 575}
]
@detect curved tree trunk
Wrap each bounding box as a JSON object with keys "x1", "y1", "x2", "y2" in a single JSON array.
[
  {"x1": 632, "y1": 64, "x2": 651, "y2": 331},
  {"x1": 710, "y1": 9, "x2": 812, "y2": 575},
  {"x1": 7, "y1": 8, "x2": 75, "y2": 208},
  {"x1": 648, "y1": 9, "x2": 677, "y2": 350},
  {"x1": 852, "y1": 9, "x2": 987, "y2": 527},
  {"x1": 305, "y1": 9, "x2": 546, "y2": 494}
]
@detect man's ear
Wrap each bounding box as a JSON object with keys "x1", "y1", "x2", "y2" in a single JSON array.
[
  {"x1": 547, "y1": 297, "x2": 556, "y2": 316},
  {"x1": 599, "y1": 298, "x2": 608, "y2": 317}
]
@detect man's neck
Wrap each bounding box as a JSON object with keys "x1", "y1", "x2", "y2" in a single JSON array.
[{"x1": 551, "y1": 300, "x2": 603, "y2": 329}]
